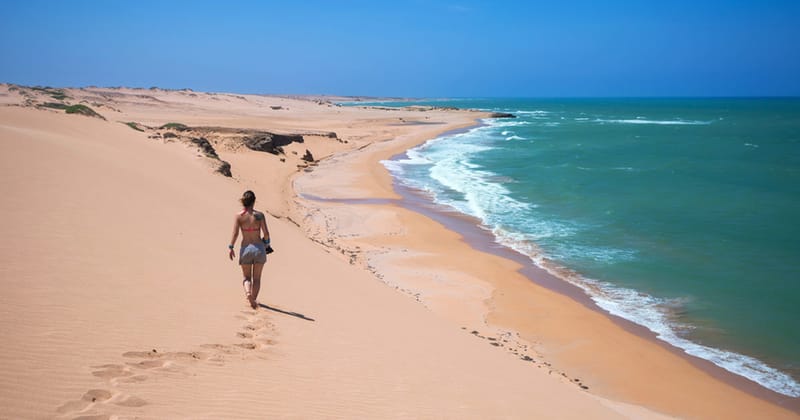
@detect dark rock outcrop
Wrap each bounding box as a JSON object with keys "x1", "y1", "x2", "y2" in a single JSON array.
[
  {"x1": 302, "y1": 149, "x2": 315, "y2": 162},
  {"x1": 242, "y1": 133, "x2": 304, "y2": 155},
  {"x1": 189, "y1": 137, "x2": 219, "y2": 159},
  {"x1": 188, "y1": 137, "x2": 231, "y2": 177},
  {"x1": 216, "y1": 161, "x2": 232, "y2": 177},
  {"x1": 489, "y1": 112, "x2": 516, "y2": 118}
]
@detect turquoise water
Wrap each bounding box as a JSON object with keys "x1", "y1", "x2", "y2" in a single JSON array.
[{"x1": 353, "y1": 98, "x2": 800, "y2": 397}]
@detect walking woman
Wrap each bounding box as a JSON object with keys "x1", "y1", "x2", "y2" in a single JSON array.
[{"x1": 228, "y1": 190, "x2": 271, "y2": 309}]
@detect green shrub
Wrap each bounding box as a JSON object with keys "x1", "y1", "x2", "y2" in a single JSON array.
[
  {"x1": 31, "y1": 86, "x2": 68, "y2": 100},
  {"x1": 65, "y1": 104, "x2": 104, "y2": 119},
  {"x1": 124, "y1": 122, "x2": 145, "y2": 132},
  {"x1": 160, "y1": 122, "x2": 189, "y2": 131},
  {"x1": 40, "y1": 102, "x2": 68, "y2": 109}
]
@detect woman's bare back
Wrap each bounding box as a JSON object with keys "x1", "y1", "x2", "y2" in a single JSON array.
[{"x1": 237, "y1": 209, "x2": 267, "y2": 246}]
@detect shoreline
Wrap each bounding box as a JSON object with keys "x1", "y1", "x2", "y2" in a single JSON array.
[
  {"x1": 382, "y1": 120, "x2": 800, "y2": 406},
  {"x1": 2, "y1": 84, "x2": 796, "y2": 418},
  {"x1": 293, "y1": 114, "x2": 800, "y2": 418},
  {"x1": 387, "y1": 151, "x2": 800, "y2": 410}
]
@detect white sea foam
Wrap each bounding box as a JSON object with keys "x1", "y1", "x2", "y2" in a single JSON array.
[
  {"x1": 380, "y1": 148, "x2": 431, "y2": 175},
  {"x1": 515, "y1": 110, "x2": 550, "y2": 115},
  {"x1": 589, "y1": 283, "x2": 800, "y2": 397},
  {"x1": 744, "y1": 143, "x2": 760, "y2": 148},
  {"x1": 382, "y1": 121, "x2": 800, "y2": 398},
  {"x1": 505, "y1": 135, "x2": 525, "y2": 141},
  {"x1": 501, "y1": 130, "x2": 512, "y2": 136},
  {"x1": 550, "y1": 243, "x2": 637, "y2": 264},
  {"x1": 594, "y1": 118, "x2": 712, "y2": 125},
  {"x1": 488, "y1": 120, "x2": 532, "y2": 128},
  {"x1": 490, "y1": 228, "x2": 800, "y2": 398}
]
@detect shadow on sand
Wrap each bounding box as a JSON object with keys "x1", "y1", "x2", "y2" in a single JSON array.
[{"x1": 259, "y1": 303, "x2": 315, "y2": 322}]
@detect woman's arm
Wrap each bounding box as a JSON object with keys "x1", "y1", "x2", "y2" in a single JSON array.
[
  {"x1": 260, "y1": 213, "x2": 270, "y2": 241},
  {"x1": 258, "y1": 212, "x2": 272, "y2": 254},
  {"x1": 229, "y1": 215, "x2": 239, "y2": 260}
]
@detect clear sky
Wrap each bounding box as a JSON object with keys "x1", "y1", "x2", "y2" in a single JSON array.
[{"x1": 2, "y1": 0, "x2": 799, "y2": 97}]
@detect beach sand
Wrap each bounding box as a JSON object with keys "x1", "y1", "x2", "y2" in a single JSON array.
[{"x1": 0, "y1": 84, "x2": 796, "y2": 419}]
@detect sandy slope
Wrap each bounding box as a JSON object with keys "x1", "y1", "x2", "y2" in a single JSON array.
[{"x1": 0, "y1": 88, "x2": 670, "y2": 419}]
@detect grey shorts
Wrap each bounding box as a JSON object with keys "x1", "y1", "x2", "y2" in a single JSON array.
[{"x1": 239, "y1": 243, "x2": 267, "y2": 265}]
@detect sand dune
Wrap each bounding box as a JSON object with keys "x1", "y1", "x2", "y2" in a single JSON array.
[{"x1": 0, "y1": 85, "x2": 794, "y2": 419}]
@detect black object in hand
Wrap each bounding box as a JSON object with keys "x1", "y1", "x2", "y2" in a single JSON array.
[{"x1": 265, "y1": 245, "x2": 274, "y2": 254}]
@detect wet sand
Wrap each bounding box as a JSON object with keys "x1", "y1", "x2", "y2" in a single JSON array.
[
  {"x1": 292, "y1": 114, "x2": 800, "y2": 418},
  {"x1": 0, "y1": 83, "x2": 795, "y2": 418}
]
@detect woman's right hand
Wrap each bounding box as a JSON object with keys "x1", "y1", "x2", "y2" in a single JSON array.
[{"x1": 228, "y1": 248, "x2": 235, "y2": 260}]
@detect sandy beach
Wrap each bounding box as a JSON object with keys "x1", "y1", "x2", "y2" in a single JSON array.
[{"x1": 1, "y1": 84, "x2": 797, "y2": 419}]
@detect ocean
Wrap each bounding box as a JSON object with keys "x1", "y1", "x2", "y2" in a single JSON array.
[{"x1": 345, "y1": 98, "x2": 800, "y2": 397}]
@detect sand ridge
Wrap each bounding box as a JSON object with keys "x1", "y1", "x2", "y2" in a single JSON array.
[
  {"x1": 0, "y1": 85, "x2": 661, "y2": 419},
  {"x1": 288, "y1": 92, "x2": 800, "y2": 417},
  {"x1": 1, "y1": 83, "x2": 791, "y2": 418}
]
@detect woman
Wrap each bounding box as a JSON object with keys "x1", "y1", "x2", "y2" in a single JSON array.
[{"x1": 228, "y1": 190, "x2": 271, "y2": 309}]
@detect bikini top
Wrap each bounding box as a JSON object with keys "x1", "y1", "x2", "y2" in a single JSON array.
[{"x1": 240, "y1": 208, "x2": 261, "y2": 232}]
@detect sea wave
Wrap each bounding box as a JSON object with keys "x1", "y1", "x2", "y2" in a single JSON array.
[
  {"x1": 514, "y1": 110, "x2": 550, "y2": 115},
  {"x1": 382, "y1": 121, "x2": 800, "y2": 398},
  {"x1": 594, "y1": 118, "x2": 712, "y2": 125},
  {"x1": 491, "y1": 227, "x2": 800, "y2": 398},
  {"x1": 487, "y1": 120, "x2": 532, "y2": 127},
  {"x1": 380, "y1": 148, "x2": 431, "y2": 175},
  {"x1": 589, "y1": 281, "x2": 800, "y2": 398}
]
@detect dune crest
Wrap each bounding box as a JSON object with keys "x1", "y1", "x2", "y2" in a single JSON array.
[{"x1": 1, "y1": 84, "x2": 792, "y2": 418}]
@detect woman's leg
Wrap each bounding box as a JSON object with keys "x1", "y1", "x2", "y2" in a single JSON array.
[
  {"x1": 241, "y1": 264, "x2": 254, "y2": 303},
  {"x1": 251, "y1": 262, "x2": 265, "y2": 303}
]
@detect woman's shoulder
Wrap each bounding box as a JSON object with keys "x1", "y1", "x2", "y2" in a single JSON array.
[{"x1": 254, "y1": 210, "x2": 265, "y2": 221}]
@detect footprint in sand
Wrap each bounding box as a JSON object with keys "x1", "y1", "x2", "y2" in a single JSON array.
[
  {"x1": 56, "y1": 389, "x2": 113, "y2": 414},
  {"x1": 122, "y1": 350, "x2": 162, "y2": 359},
  {"x1": 127, "y1": 359, "x2": 167, "y2": 370},
  {"x1": 119, "y1": 374, "x2": 148, "y2": 383},
  {"x1": 235, "y1": 342, "x2": 258, "y2": 350},
  {"x1": 57, "y1": 389, "x2": 143, "y2": 419},
  {"x1": 61, "y1": 310, "x2": 276, "y2": 416},
  {"x1": 171, "y1": 351, "x2": 209, "y2": 361},
  {"x1": 71, "y1": 415, "x2": 111, "y2": 420},
  {"x1": 200, "y1": 343, "x2": 238, "y2": 354},
  {"x1": 58, "y1": 390, "x2": 147, "y2": 419},
  {"x1": 113, "y1": 394, "x2": 148, "y2": 407},
  {"x1": 91, "y1": 364, "x2": 133, "y2": 379}
]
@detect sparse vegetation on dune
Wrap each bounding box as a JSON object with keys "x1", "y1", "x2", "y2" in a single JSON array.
[
  {"x1": 30, "y1": 86, "x2": 68, "y2": 100},
  {"x1": 124, "y1": 122, "x2": 145, "y2": 132},
  {"x1": 39, "y1": 102, "x2": 68, "y2": 110},
  {"x1": 160, "y1": 122, "x2": 189, "y2": 131},
  {"x1": 64, "y1": 104, "x2": 105, "y2": 119}
]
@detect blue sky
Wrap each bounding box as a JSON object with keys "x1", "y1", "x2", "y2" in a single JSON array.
[{"x1": 1, "y1": 0, "x2": 799, "y2": 97}]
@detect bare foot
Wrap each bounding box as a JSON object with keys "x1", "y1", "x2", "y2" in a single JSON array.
[{"x1": 242, "y1": 279, "x2": 255, "y2": 308}]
